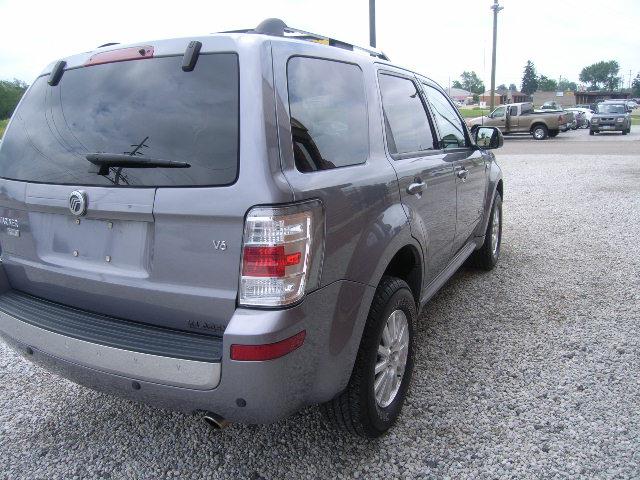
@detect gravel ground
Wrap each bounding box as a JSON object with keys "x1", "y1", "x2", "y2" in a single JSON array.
[{"x1": 1, "y1": 145, "x2": 639, "y2": 479}]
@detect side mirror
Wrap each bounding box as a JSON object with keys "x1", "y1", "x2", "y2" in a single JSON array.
[{"x1": 474, "y1": 126, "x2": 503, "y2": 149}]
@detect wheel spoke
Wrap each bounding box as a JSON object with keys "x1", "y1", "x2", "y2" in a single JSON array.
[
  {"x1": 383, "y1": 369, "x2": 394, "y2": 402},
  {"x1": 378, "y1": 344, "x2": 389, "y2": 357},
  {"x1": 374, "y1": 371, "x2": 386, "y2": 394},
  {"x1": 396, "y1": 323, "x2": 407, "y2": 346},
  {"x1": 382, "y1": 324, "x2": 392, "y2": 347},
  {"x1": 375, "y1": 358, "x2": 388, "y2": 375}
]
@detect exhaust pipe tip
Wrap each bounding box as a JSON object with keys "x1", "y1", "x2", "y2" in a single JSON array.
[{"x1": 203, "y1": 412, "x2": 231, "y2": 430}]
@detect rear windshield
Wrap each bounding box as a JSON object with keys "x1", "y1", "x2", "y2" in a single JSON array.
[{"x1": 0, "y1": 53, "x2": 239, "y2": 187}]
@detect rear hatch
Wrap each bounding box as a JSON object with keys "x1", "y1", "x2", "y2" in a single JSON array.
[{"x1": 0, "y1": 45, "x2": 254, "y2": 334}]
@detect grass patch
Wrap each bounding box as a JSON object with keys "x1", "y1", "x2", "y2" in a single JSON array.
[
  {"x1": 459, "y1": 108, "x2": 489, "y2": 118},
  {"x1": 631, "y1": 113, "x2": 640, "y2": 126},
  {"x1": 0, "y1": 119, "x2": 8, "y2": 139}
]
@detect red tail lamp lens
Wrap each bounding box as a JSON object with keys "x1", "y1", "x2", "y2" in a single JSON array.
[
  {"x1": 242, "y1": 246, "x2": 301, "y2": 278},
  {"x1": 230, "y1": 331, "x2": 306, "y2": 361}
]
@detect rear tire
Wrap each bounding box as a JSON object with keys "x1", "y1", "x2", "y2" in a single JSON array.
[
  {"x1": 469, "y1": 191, "x2": 502, "y2": 271},
  {"x1": 320, "y1": 276, "x2": 416, "y2": 438},
  {"x1": 589, "y1": 130, "x2": 595, "y2": 135},
  {"x1": 532, "y1": 125, "x2": 548, "y2": 140}
]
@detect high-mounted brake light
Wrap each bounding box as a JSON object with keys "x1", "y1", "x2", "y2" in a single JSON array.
[
  {"x1": 239, "y1": 201, "x2": 324, "y2": 307},
  {"x1": 85, "y1": 46, "x2": 154, "y2": 66}
]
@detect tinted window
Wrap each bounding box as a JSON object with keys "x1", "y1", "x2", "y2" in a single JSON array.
[
  {"x1": 509, "y1": 106, "x2": 518, "y2": 116},
  {"x1": 287, "y1": 57, "x2": 368, "y2": 172},
  {"x1": 597, "y1": 103, "x2": 626, "y2": 114},
  {"x1": 378, "y1": 74, "x2": 434, "y2": 155},
  {"x1": 0, "y1": 54, "x2": 239, "y2": 187},
  {"x1": 424, "y1": 85, "x2": 468, "y2": 149}
]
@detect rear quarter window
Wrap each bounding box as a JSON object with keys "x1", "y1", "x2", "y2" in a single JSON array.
[{"x1": 287, "y1": 57, "x2": 368, "y2": 172}]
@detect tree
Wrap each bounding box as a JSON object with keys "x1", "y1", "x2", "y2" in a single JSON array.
[
  {"x1": 0, "y1": 79, "x2": 28, "y2": 119},
  {"x1": 457, "y1": 71, "x2": 485, "y2": 95},
  {"x1": 521, "y1": 60, "x2": 538, "y2": 95},
  {"x1": 452, "y1": 80, "x2": 463, "y2": 89},
  {"x1": 631, "y1": 73, "x2": 640, "y2": 97},
  {"x1": 508, "y1": 83, "x2": 517, "y2": 91},
  {"x1": 558, "y1": 79, "x2": 578, "y2": 92},
  {"x1": 496, "y1": 83, "x2": 507, "y2": 92},
  {"x1": 579, "y1": 60, "x2": 620, "y2": 91},
  {"x1": 537, "y1": 75, "x2": 558, "y2": 91}
]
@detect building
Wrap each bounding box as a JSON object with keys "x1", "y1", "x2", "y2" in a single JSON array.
[
  {"x1": 445, "y1": 87, "x2": 473, "y2": 104},
  {"x1": 508, "y1": 90, "x2": 530, "y2": 103},
  {"x1": 573, "y1": 90, "x2": 632, "y2": 106},
  {"x1": 479, "y1": 90, "x2": 530, "y2": 106},
  {"x1": 532, "y1": 90, "x2": 577, "y2": 107},
  {"x1": 479, "y1": 91, "x2": 503, "y2": 106}
]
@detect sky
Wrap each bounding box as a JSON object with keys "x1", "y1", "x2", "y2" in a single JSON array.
[{"x1": 0, "y1": 0, "x2": 638, "y2": 90}]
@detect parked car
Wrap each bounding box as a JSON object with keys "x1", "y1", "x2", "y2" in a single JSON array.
[
  {"x1": 572, "y1": 110, "x2": 587, "y2": 129},
  {"x1": 0, "y1": 18, "x2": 504, "y2": 438},
  {"x1": 566, "y1": 108, "x2": 591, "y2": 128},
  {"x1": 539, "y1": 101, "x2": 561, "y2": 110},
  {"x1": 566, "y1": 107, "x2": 594, "y2": 127},
  {"x1": 467, "y1": 102, "x2": 567, "y2": 139},
  {"x1": 590, "y1": 102, "x2": 632, "y2": 135}
]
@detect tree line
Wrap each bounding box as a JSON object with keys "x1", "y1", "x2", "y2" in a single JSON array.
[
  {"x1": 450, "y1": 60, "x2": 640, "y2": 99},
  {"x1": 521, "y1": 59, "x2": 639, "y2": 95},
  {"x1": 0, "y1": 79, "x2": 28, "y2": 119}
]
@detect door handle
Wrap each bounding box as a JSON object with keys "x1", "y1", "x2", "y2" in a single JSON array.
[
  {"x1": 406, "y1": 180, "x2": 426, "y2": 196},
  {"x1": 456, "y1": 168, "x2": 469, "y2": 181}
]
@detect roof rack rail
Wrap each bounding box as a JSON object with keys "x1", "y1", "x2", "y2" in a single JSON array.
[{"x1": 220, "y1": 18, "x2": 389, "y2": 61}]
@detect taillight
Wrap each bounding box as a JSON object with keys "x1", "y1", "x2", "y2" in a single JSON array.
[{"x1": 239, "y1": 200, "x2": 324, "y2": 307}]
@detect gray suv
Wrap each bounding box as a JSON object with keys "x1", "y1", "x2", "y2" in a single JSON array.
[
  {"x1": 590, "y1": 101, "x2": 632, "y2": 135},
  {"x1": 0, "y1": 19, "x2": 504, "y2": 438}
]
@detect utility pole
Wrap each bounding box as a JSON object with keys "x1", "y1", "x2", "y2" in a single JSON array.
[
  {"x1": 489, "y1": 0, "x2": 503, "y2": 111},
  {"x1": 369, "y1": 0, "x2": 376, "y2": 48}
]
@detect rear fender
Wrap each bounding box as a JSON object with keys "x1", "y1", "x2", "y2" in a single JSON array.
[{"x1": 475, "y1": 156, "x2": 502, "y2": 238}]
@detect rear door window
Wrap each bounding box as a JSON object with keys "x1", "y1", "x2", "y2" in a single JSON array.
[
  {"x1": 287, "y1": 57, "x2": 368, "y2": 172},
  {"x1": 378, "y1": 74, "x2": 435, "y2": 156},
  {"x1": 0, "y1": 54, "x2": 239, "y2": 187}
]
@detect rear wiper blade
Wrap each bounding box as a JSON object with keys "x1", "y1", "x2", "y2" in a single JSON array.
[{"x1": 85, "y1": 153, "x2": 190, "y2": 175}]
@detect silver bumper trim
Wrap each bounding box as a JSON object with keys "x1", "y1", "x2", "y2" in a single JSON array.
[{"x1": 0, "y1": 311, "x2": 221, "y2": 390}]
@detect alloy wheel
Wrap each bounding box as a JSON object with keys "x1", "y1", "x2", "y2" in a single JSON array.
[{"x1": 374, "y1": 309, "x2": 409, "y2": 408}]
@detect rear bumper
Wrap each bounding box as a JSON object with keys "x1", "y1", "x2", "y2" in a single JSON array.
[
  {"x1": 0, "y1": 276, "x2": 374, "y2": 424},
  {"x1": 0, "y1": 312, "x2": 221, "y2": 389}
]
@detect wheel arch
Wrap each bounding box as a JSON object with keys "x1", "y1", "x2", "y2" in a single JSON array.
[
  {"x1": 476, "y1": 159, "x2": 503, "y2": 237},
  {"x1": 380, "y1": 244, "x2": 423, "y2": 306},
  {"x1": 530, "y1": 121, "x2": 548, "y2": 133}
]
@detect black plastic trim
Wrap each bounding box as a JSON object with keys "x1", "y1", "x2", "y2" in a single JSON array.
[
  {"x1": 0, "y1": 290, "x2": 223, "y2": 363},
  {"x1": 48, "y1": 61, "x2": 66, "y2": 86}
]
